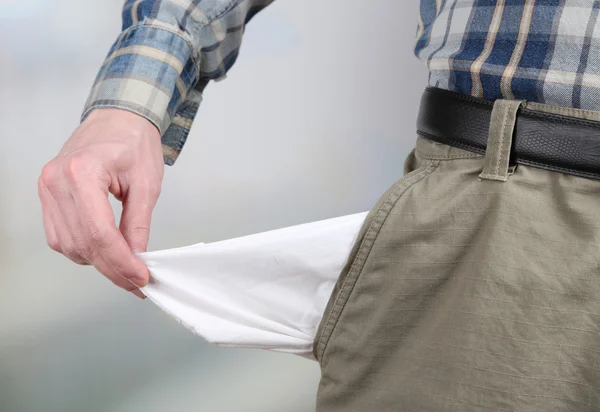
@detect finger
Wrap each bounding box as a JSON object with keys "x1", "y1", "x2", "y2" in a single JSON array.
[
  {"x1": 120, "y1": 182, "x2": 159, "y2": 253},
  {"x1": 40, "y1": 178, "x2": 89, "y2": 264},
  {"x1": 52, "y1": 183, "x2": 94, "y2": 265},
  {"x1": 87, "y1": 252, "x2": 146, "y2": 299},
  {"x1": 38, "y1": 177, "x2": 61, "y2": 253},
  {"x1": 72, "y1": 181, "x2": 150, "y2": 287}
]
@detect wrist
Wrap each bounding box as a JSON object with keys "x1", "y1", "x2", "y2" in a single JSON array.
[{"x1": 85, "y1": 108, "x2": 161, "y2": 137}]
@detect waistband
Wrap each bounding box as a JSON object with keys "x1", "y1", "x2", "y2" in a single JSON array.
[{"x1": 416, "y1": 87, "x2": 600, "y2": 181}]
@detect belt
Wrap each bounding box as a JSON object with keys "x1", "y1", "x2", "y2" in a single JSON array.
[{"x1": 416, "y1": 87, "x2": 600, "y2": 180}]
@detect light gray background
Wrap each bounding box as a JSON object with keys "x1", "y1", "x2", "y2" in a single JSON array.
[{"x1": 0, "y1": 0, "x2": 425, "y2": 411}]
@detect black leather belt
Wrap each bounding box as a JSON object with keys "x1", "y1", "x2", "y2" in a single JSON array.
[{"x1": 416, "y1": 87, "x2": 600, "y2": 180}]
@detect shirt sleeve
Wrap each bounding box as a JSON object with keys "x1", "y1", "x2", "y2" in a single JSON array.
[{"x1": 82, "y1": 0, "x2": 275, "y2": 165}]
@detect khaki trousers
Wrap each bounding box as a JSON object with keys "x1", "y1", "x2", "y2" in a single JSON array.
[{"x1": 314, "y1": 101, "x2": 600, "y2": 411}]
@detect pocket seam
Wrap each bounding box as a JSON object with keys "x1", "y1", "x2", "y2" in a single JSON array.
[{"x1": 315, "y1": 159, "x2": 441, "y2": 361}]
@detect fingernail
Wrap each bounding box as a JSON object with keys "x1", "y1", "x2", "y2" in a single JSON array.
[{"x1": 131, "y1": 290, "x2": 146, "y2": 300}]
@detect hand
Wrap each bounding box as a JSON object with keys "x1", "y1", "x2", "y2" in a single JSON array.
[{"x1": 38, "y1": 109, "x2": 165, "y2": 298}]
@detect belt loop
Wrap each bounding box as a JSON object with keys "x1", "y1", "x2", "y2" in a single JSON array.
[{"x1": 479, "y1": 99, "x2": 525, "y2": 182}]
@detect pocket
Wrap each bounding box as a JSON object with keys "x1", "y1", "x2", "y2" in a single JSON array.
[{"x1": 313, "y1": 154, "x2": 441, "y2": 362}]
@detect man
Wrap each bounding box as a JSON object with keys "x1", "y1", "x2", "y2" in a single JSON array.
[{"x1": 38, "y1": 0, "x2": 600, "y2": 410}]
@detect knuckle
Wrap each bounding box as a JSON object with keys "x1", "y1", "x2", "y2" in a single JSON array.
[
  {"x1": 73, "y1": 258, "x2": 90, "y2": 266},
  {"x1": 62, "y1": 245, "x2": 76, "y2": 258},
  {"x1": 47, "y1": 238, "x2": 62, "y2": 253},
  {"x1": 138, "y1": 178, "x2": 161, "y2": 198},
  {"x1": 62, "y1": 154, "x2": 90, "y2": 183},
  {"x1": 74, "y1": 240, "x2": 95, "y2": 262},
  {"x1": 130, "y1": 225, "x2": 150, "y2": 236},
  {"x1": 63, "y1": 248, "x2": 85, "y2": 264},
  {"x1": 87, "y1": 225, "x2": 110, "y2": 246},
  {"x1": 40, "y1": 163, "x2": 60, "y2": 190}
]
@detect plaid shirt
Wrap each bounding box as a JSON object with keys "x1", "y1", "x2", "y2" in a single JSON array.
[
  {"x1": 417, "y1": 0, "x2": 600, "y2": 108},
  {"x1": 84, "y1": 0, "x2": 600, "y2": 165}
]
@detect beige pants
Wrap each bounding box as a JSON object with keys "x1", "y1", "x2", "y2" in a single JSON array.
[{"x1": 314, "y1": 101, "x2": 600, "y2": 411}]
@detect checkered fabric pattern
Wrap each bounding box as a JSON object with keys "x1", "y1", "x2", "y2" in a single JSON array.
[
  {"x1": 82, "y1": 0, "x2": 273, "y2": 165},
  {"x1": 417, "y1": 0, "x2": 600, "y2": 109},
  {"x1": 83, "y1": 0, "x2": 600, "y2": 165}
]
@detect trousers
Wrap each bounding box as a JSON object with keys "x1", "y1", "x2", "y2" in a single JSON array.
[{"x1": 314, "y1": 100, "x2": 600, "y2": 411}]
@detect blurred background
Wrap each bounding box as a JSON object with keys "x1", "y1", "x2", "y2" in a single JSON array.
[{"x1": 0, "y1": 0, "x2": 425, "y2": 411}]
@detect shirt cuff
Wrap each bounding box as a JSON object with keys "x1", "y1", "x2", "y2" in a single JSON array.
[{"x1": 82, "y1": 24, "x2": 201, "y2": 165}]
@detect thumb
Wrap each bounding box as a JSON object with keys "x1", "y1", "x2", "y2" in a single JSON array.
[{"x1": 120, "y1": 183, "x2": 159, "y2": 254}]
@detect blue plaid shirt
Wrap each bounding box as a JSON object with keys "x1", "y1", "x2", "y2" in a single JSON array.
[{"x1": 83, "y1": 0, "x2": 600, "y2": 165}]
